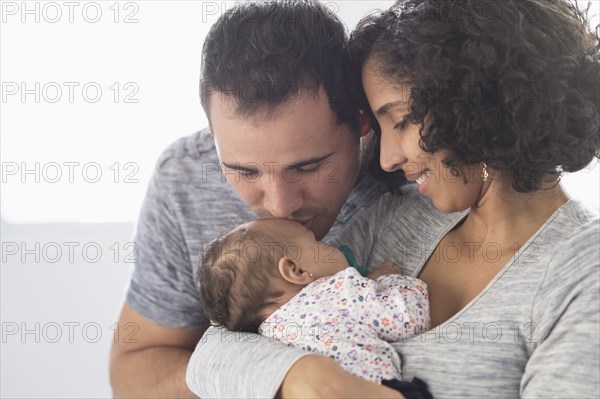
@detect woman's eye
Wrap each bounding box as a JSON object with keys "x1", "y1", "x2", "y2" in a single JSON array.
[
  {"x1": 393, "y1": 119, "x2": 408, "y2": 130},
  {"x1": 298, "y1": 164, "x2": 320, "y2": 174},
  {"x1": 238, "y1": 168, "x2": 262, "y2": 178}
]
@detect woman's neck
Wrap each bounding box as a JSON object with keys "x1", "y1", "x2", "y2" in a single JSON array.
[{"x1": 454, "y1": 179, "x2": 569, "y2": 250}]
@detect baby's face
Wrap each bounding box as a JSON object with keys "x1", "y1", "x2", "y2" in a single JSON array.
[{"x1": 251, "y1": 218, "x2": 349, "y2": 278}]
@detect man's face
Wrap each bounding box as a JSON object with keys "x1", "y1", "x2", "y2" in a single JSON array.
[{"x1": 209, "y1": 87, "x2": 362, "y2": 240}]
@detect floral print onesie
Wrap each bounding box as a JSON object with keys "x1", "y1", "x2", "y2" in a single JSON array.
[{"x1": 258, "y1": 267, "x2": 430, "y2": 383}]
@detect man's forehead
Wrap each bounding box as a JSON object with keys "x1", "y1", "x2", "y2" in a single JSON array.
[
  {"x1": 208, "y1": 93, "x2": 283, "y2": 122},
  {"x1": 210, "y1": 93, "x2": 351, "y2": 164},
  {"x1": 207, "y1": 86, "x2": 334, "y2": 122}
]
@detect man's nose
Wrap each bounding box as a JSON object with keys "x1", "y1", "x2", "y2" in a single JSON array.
[{"x1": 262, "y1": 177, "x2": 304, "y2": 218}]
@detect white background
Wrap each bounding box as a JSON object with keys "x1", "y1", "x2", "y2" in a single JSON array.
[
  {"x1": 0, "y1": 1, "x2": 392, "y2": 397},
  {"x1": 1, "y1": 1, "x2": 598, "y2": 397}
]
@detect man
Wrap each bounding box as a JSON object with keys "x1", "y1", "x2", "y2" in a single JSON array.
[{"x1": 109, "y1": 1, "x2": 395, "y2": 397}]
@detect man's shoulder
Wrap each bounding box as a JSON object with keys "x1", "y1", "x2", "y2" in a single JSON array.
[
  {"x1": 327, "y1": 174, "x2": 389, "y2": 238},
  {"x1": 366, "y1": 183, "x2": 444, "y2": 222},
  {"x1": 147, "y1": 128, "x2": 246, "y2": 212},
  {"x1": 155, "y1": 128, "x2": 217, "y2": 171},
  {"x1": 150, "y1": 128, "x2": 228, "y2": 190}
]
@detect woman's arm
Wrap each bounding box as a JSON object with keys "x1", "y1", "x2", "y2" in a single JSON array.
[
  {"x1": 186, "y1": 326, "x2": 310, "y2": 398},
  {"x1": 187, "y1": 328, "x2": 405, "y2": 398},
  {"x1": 278, "y1": 356, "x2": 405, "y2": 399},
  {"x1": 521, "y1": 223, "x2": 600, "y2": 397}
]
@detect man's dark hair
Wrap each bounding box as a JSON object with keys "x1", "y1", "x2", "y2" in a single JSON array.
[
  {"x1": 350, "y1": 0, "x2": 600, "y2": 192},
  {"x1": 200, "y1": 0, "x2": 359, "y2": 131},
  {"x1": 198, "y1": 225, "x2": 284, "y2": 333}
]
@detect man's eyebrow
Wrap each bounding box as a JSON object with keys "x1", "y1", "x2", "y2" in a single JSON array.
[
  {"x1": 221, "y1": 153, "x2": 334, "y2": 172},
  {"x1": 221, "y1": 162, "x2": 259, "y2": 172},
  {"x1": 376, "y1": 100, "x2": 408, "y2": 116},
  {"x1": 286, "y1": 152, "x2": 334, "y2": 169}
]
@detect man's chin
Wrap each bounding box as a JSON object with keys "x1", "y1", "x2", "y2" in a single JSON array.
[
  {"x1": 251, "y1": 211, "x2": 333, "y2": 240},
  {"x1": 308, "y1": 216, "x2": 335, "y2": 241}
]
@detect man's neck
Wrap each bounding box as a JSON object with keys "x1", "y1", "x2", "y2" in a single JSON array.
[{"x1": 357, "y1": 131, "x2": 376, "y2": 183}]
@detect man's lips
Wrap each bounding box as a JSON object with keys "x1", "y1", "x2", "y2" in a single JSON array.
[{"x1": 294, "y1": 216, "x2": 315, "y2": 226}]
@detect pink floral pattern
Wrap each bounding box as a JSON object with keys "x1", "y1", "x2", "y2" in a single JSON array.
[{"x1": 259, "y1": 267, "x2": 430, "y2": 383}]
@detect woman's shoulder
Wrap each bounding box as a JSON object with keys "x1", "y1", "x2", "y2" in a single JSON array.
[
  {"x1": 559, "y1": 199, "x2": 599, "y2": 229},
  {"x1": 534, "y1": 200, "x2": 599, "y2": 293},
  {"x1": 544, "y1": 199, "x2": 599, "y2": 259},
  {"x1": 528, "y1": 205, "x2": 599, "y2": 337}
]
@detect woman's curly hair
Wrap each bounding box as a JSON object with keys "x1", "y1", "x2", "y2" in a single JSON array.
[{"x1": 350, "y1": 0, "x2": 600, "y2": 192}]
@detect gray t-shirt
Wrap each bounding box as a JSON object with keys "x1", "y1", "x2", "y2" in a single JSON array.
[
  {"x1": 126, "y1": 128, "x2": 390, "y2": 328},
  {"x1": 187, "y1": 185, "x2": 599, "y2": 398}
]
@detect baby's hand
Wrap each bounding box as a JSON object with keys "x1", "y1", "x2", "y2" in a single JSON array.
[{"x1": 367, "y1": 261, "x2": 402, "y2": 280}]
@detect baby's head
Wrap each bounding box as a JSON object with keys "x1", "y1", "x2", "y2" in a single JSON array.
[{"x1": 197, "y1": 218, "x2": 349, "y2": 332}]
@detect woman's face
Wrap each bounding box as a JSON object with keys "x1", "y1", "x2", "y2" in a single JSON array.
[{"x1": 362, "y1": 62, "x2": 486, "y2": 213}]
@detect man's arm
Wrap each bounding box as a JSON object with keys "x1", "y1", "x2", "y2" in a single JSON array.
[
  {"x1": 110, "y1": 141, "x2": 210, "y2": 397},
  {"x1": 110, "y1": 302, "x2": 206, "y2": 398}
]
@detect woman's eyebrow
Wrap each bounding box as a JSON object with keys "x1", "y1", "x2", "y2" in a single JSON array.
[{"x1": 376, "y1": 100, "x2": 408, "y2": 116}]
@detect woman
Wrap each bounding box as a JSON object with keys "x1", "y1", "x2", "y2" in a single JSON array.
[{"x1": 278, "y1": 0, "x2": 599, "y2": 397}]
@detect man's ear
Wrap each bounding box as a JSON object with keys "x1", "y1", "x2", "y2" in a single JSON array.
[
  {"x1": 278, "y1": 257, "x2": 312, "y2": 285},
  {"x1": 358, "y1": 108, "x2": 373, "y2": 138}
]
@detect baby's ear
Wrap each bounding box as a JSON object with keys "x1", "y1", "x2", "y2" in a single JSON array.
[{"x1": 278, "y1": 257, "x2": 312, "y2": 285}]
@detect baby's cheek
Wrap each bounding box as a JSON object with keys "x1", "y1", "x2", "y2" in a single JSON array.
[{"x1": 323, "y1": 246, "x2": 348, "y2": 272}]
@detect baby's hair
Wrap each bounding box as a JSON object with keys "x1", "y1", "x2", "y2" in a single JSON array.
[{"x1": 198, "y1": 224, "x2": 285, "y2": 333}]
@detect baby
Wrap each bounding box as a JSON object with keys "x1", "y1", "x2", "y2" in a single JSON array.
[{"x1": 197, "y1": 218, "x2": 431, "y2": 390}]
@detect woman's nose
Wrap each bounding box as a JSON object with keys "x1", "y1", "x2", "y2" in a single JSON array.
[{"x1": 379, "y1": 130, "x2": 406, "y2": 172}]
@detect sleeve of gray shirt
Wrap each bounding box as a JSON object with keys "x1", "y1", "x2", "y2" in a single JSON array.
[
  {"x1": 520, "y1": 219, "x2": 600, "y2": 398},
  {"x1": 186, "y1": 326, "x2": 311, "y2": 398},
  {"x1": 126, "y1": 147, "x2": 209, "y2": 328}
]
